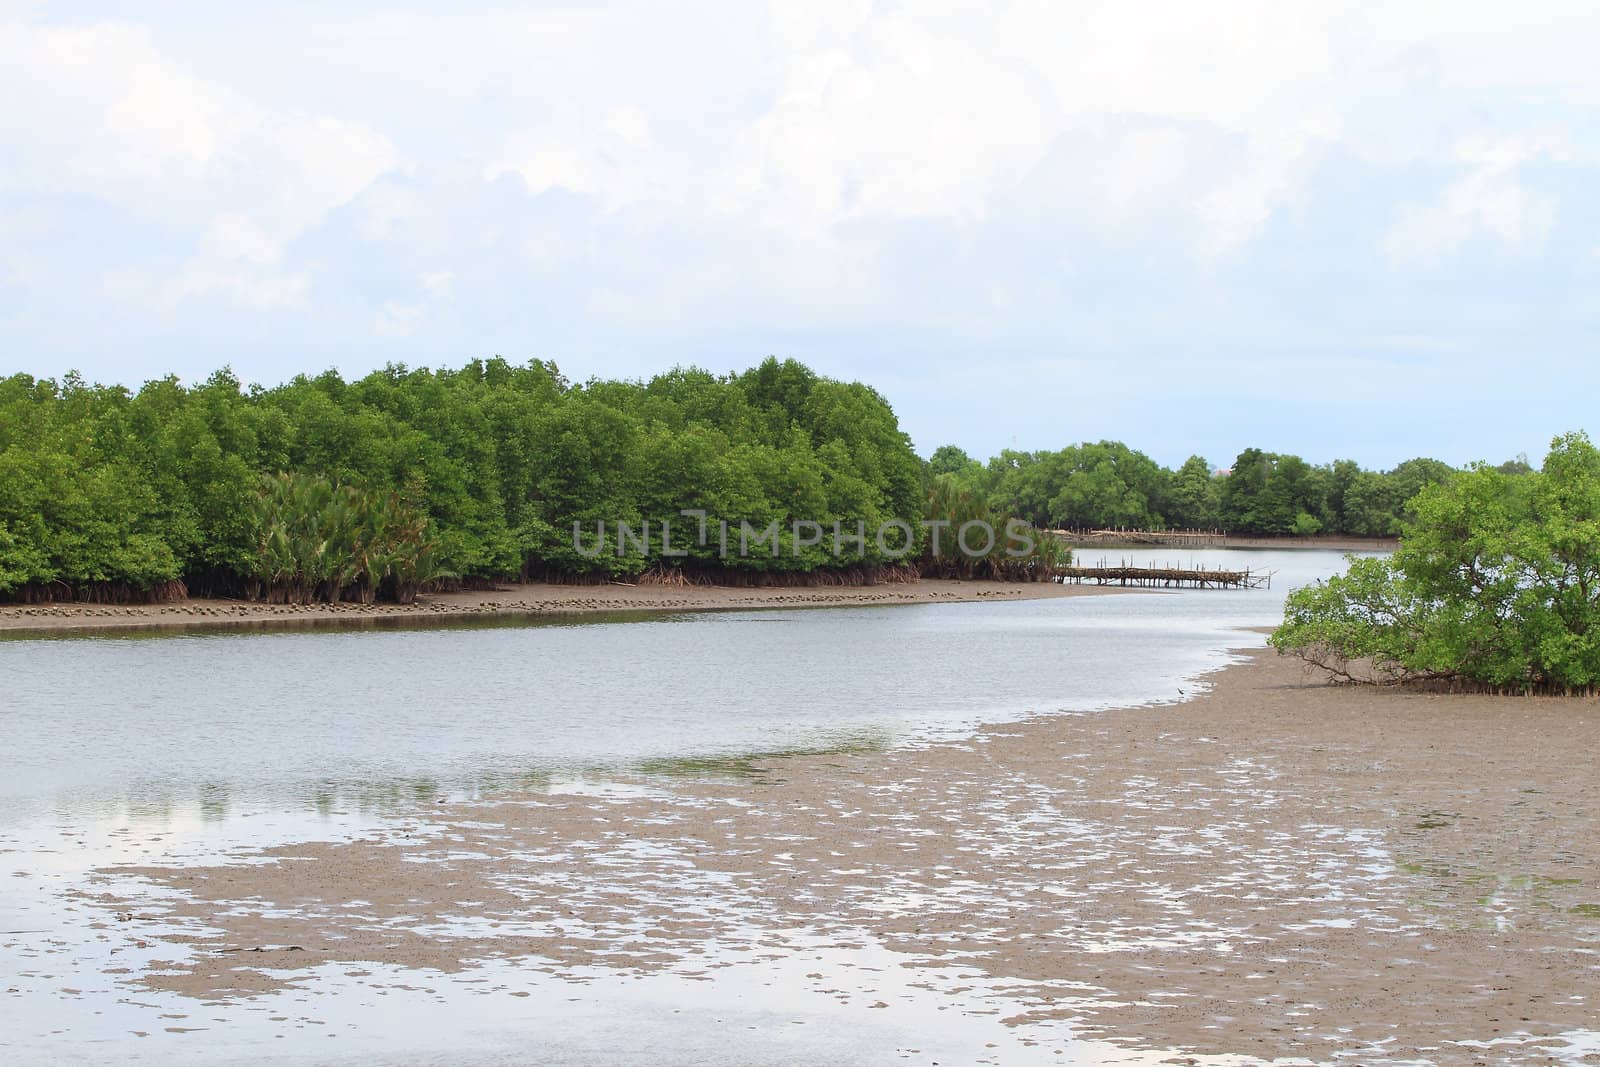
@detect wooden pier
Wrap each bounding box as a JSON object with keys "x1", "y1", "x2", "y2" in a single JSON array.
[{"x1": 1055, "y1": 561, "x2": 1271, "y2": 589}]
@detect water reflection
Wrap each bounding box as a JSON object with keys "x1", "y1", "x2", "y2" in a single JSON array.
[{"x1": 0, "y1": 548, "x2": 1369, "y2": 828}]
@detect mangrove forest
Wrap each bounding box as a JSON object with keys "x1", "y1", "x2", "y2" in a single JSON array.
[{"x1": 0, "y1": 356, "x2": 1512, "y2": 603}]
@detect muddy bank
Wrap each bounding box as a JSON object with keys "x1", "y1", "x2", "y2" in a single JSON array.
[
  {"x1": 1068, "y1": 534, "x2": 1398, "y2": 553},
  {"x1": 0, "y1": 578, "x2": 1110, "y2": 637},
  {"x1": 76, "y1": 649, "x2": 1600, "y2": 1062},
  {"x1": 1215, "y1": 534, "x2": 1397, "y2": 552}
]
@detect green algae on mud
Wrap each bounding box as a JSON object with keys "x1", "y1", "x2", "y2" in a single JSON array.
[{"x1": 634, "y1": 739, "x2": 891, "y2": 783}]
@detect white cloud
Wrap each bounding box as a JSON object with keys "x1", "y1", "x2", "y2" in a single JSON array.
[
  {"x1": 374, "y1": 271, "x2": 454, "y2": 338},
  {"x1": 205, "y1": 213, "x2": 280, "y2": 264},
  {"x1": 167, "y1": 269, "x2": 309, "y2": 311},
  {"x1": 0, "y1": 17, "x2": 398, "y2": 303},
  {"x1": 358, "y1": 183, "x2": 420, "y2": 242},
  {"x1": 1197, "y1": 130, "x2": 1330, "y2": 255},
  {"x1": 1098, "y1": 128, "x2": 1191, "y2": 220},
  {"x1": 1383, "y1": 133, "x2": 1565, "y2": 267},
  {"x1": 713, "y1": 10, "x2": 1059, "y2": 232},
  {"x1": 487, "y1": 104, "x2": 686, "y2": 212}
]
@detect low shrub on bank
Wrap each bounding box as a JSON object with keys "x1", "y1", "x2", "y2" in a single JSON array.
[{"x1": 1272, "y1": 432, "x2": 1600, "y2": 694}]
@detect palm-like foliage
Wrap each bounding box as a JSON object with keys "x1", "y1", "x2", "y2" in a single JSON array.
[
  {"x1": 247, "y1": 473, "x2": 450, "y2": 604},
  {"x1": 921, "y1": 473, "x2": 1069, "y2": 581}
]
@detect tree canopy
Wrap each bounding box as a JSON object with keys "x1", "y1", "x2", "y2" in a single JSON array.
[
  {"x1": 0, "y1": 354, "x2": 1536, "y2": 604},
  {"x1": 930, "y1": 441, "x2": 1480, "y2": 539},
  {"x1": 1271, "y1": 432, "x2": 1600, "y2": 693},
  {"x1": 0, "y1": 357, "x2": 928, "y2": 601}
]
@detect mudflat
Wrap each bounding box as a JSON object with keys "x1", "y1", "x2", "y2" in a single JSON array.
[
  {"x1": 80, "y1": 649, "x2": 1600, "y2": 1063},
  {"x1": 0, "y1": 578, "x2": 1104, "y2": 636}
]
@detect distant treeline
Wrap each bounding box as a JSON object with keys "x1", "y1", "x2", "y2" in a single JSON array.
[
  {"x1": 0, "y1": 356, "x2": 1518, "y2": 603},
  {"x1": 925, "y1": 442, "x2": 1532, "y2": 539}
]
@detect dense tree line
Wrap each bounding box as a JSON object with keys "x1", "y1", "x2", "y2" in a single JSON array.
[
  {"x1": 925, "y1": 441, "x2": 1528, "y2": 538},
  {"x1": 0, "y1": 358, "x2": 929, "y2": 601},
  {"x1": 1272, "y1": 432, "x2": 1600, "y2": 693},
  {"x1": 0, "y1": 354, "x2": 1535, "y2": 603}
]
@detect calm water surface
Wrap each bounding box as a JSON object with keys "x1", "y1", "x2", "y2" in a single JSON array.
[{"x1": 0, "y1": 548, "x2": 1363, "y2": 825}]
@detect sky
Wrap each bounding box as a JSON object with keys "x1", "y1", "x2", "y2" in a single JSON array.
[{"x1": 2, "y1": 1, "x2": 1598, "y2": 470}]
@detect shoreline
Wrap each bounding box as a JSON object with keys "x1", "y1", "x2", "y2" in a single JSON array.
[
  {"x1": 0, "y1": 577, "x2": 1118, "y2": 637},
  {"x1": 1065, "y1": 533, "x2": 1398, "y2": 552},
  {"x1": 69, "y1": 647, "x2": 1600, "y2": 1061}
]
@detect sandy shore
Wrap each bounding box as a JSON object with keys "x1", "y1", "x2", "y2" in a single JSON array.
[
  {"x1": 0, "y1": 578, "x2": 1109, "y2": 637},
  {"x1": 74, "y1": 649, "x2": 1600, "y2": 1063}
]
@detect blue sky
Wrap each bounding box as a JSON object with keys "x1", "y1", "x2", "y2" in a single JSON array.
[{"x1": 3, "y1": 1, "x2": 1598, "y2": 469}]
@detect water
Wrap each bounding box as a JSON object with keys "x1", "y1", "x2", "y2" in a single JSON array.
[
  {"x1": 0, "y1": 548, "x2": 1360, "y2": 827},
  {"x1": 0, "y1": 547, "x2": 1371, "y2": 1065}
]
